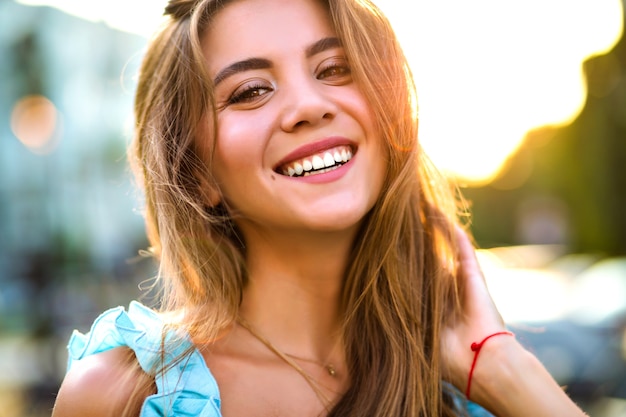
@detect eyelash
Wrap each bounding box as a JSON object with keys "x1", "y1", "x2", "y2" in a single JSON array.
[
  {"x1": 227, "y1": 83, "x2": 273, "y2": 105},
  {"x1": 317, "y1": 61, "x2": 351, "y2": 80}
]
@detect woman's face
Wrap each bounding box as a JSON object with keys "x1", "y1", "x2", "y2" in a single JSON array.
[{"x1": 199, "y1": 0, "x2": 386, "y2": 237}]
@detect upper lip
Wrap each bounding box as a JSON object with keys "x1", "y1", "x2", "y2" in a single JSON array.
[{"x1": 273, "y1": 136, "x2": 356, "y2": 171}]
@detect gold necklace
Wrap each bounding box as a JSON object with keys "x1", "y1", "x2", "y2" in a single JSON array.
[
  {"x1": 236, "y1": 316, "x2": 340, "y2": 408},
  {"x1": 284, "y1": 352, "x2": 337, "y2": 377}
]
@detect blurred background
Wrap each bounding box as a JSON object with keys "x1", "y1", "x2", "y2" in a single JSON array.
[{"x1": 1, "y1": 0, "x2": 625, "y2": 416}]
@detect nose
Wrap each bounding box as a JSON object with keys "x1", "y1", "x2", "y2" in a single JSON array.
[{"x1": 279, "y1": 77, "x2": 337, "y2": 132}]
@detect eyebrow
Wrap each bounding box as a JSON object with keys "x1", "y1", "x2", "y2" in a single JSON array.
[
  {"x1": 213, "y1": 57, "x2": 272, "y2": 86},
  {"x1": 305, "y1": 36, "x2": 342, "y2": 58},
  {"x1": 212, "y1": 37, "x2": 343, "y2": 86}
]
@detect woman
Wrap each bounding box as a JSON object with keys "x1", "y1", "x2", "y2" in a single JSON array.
[{"x1": 52, "y1": 0, "x2": 587, "y2": 415}]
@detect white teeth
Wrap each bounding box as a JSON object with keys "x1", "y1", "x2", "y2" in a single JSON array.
[
  {"x1": 323, "y1": 152, "x2": 335, "y2": 168},
  {"x1": 312, "y1": 155, "x2": 325, "y2": 170},
  {"x1": 303, "y1": 166, "x2": 338, "y2": 177},
  {"x1": 281, "y1": 146, "x2": 354, "y2": 177}
]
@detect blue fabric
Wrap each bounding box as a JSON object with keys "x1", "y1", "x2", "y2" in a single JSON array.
[
  {"x1": 67, "y1": 301, "x2": 222, "y2": 416},
  {"x1": 67, "y1": 301, "x2": 491, "y2": 416},
  {"x1": 466, "y1": 401, "x2": 495, "y2": 417},
  {"x1": 445, "y1": 382, "x2": 495, "y2": 417}
]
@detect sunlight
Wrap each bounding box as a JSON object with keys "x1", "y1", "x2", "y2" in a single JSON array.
[
  {"x1": 16, "y1": 0, "x2": 165, "y2": 36},
  {"x1": 17, "y1": 0, "x2": 624, "y2": 184},
  {"x1": 377, "y1": 0, "x2": 624, "y2": 184}
]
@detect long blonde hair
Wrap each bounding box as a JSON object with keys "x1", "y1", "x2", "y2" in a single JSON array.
[{"x1": 130, "y1": 0, "x2": 466, "y2": 415}]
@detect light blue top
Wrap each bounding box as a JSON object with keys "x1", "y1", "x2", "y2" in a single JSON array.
[
  {"x1": 67, "y1": 301, "x2": 222, "y2": 416},
  {"x1": 67, "y1": 302, "x2": 492, "y2": 416}
]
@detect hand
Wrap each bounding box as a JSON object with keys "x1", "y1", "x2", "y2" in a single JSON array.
[
  {"x1": 441, "y1": 227, "x2": 588, "y2": 417},
  {"x1": 441, "y1": 226, "x2": 507, "y2": 392}
]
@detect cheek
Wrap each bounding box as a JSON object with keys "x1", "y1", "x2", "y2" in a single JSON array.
[
  {"x1": 344, "y1": 87, "x2": 378, "y2": 136},
  {"x1": 212, "y1": 113, "x2": 270, "y2": 182}
]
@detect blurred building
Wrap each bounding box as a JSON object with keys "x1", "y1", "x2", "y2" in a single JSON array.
[{"x1": 0, "y1": 2, "x2": 153, "y2": 415}]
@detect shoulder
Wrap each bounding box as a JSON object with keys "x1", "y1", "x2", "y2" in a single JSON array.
[{"x1": 53, "y1": 347, "x2": 155, "y2": 417}]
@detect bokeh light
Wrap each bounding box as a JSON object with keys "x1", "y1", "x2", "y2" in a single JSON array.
[{"x1": 10, "y1": 95, "x2": 62, "y2": 155}]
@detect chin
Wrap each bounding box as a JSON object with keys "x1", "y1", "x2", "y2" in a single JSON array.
[{"x1": 303, "y1": 209, "x2": 369, "y2": 234}]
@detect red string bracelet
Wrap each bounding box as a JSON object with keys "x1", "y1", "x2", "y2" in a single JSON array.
[{"x1": 465, "y1": 331, "x2": 514, "y2": 399}]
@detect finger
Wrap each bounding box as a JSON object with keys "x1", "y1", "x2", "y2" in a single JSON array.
[
  {"x1": 455, "y1": 225, "x2": 505, "y2": 325},
  {"x1": 455, "y1": 225, "x2": 483, "y2": 282}
]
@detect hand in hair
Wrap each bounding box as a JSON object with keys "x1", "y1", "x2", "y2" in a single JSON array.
[
  {"x1": 441, "y1": 227, "x2": 587, "y2": 417},
  {"x1": 441, "y1": 226, "x2": 507, "y2": 393}
]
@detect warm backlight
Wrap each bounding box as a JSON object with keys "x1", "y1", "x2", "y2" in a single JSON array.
[{"x1": 378, "y1": 0, "x2": 624, "y2": 184}]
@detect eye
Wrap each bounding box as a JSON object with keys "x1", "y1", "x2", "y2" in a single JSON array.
[
  {"x1": 317, "y1": 58, "x2": 351, "y2": 82},
  {"x1": 227, "y1": 82, "x2": 273, "y2": 105}
]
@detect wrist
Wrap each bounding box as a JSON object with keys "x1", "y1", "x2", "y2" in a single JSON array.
[
  {"x1": 467, "y1": 334, "x2": 524, "y2": 409},
  {"x1": 467, "y1": 336, "x2": 586, "y2": 417},
  {"x1": 465, "y1": 331, "x2": 514, "y2": 399}
]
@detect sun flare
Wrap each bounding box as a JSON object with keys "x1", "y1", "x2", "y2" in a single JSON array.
[{"x1": 377, "y1": 0, "x2": 624, "y2": 185}]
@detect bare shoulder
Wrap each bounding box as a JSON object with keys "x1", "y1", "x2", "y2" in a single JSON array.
[{"x1": 52, "y1": 347, "x2": 155, "y2": 417}]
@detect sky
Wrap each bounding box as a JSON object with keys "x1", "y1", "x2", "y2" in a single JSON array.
[{"x1": 16, "y1": 0, "x2": 625, "y2": 184}]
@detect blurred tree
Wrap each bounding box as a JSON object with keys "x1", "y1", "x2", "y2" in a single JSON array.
[{"x1": 466, "y1": 14, "x2": 626, "y2": 256}]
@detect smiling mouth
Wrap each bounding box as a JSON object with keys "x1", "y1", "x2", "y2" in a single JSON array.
[{"x1": 277, "y1": 145, "x2": 354, "y2": 177}]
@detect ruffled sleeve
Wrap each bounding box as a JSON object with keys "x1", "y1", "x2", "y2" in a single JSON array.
[{"x1": 67, "y1": 301, "x2": 222, "y2": 417}]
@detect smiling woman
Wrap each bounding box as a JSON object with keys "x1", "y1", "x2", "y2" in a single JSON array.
[{"x1": 51, "y1": 0, "x2": 589, "y2": 416}]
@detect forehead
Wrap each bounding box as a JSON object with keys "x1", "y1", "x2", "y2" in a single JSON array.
[{"x1": 202, "y1": 0, "x2": 335, "y2": 75}]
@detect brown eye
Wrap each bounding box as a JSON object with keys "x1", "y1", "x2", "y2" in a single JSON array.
[
  {"x1": 317, "y1": 56, "x2": 351, "y2": 83},
  {"x1": 228, "y1": 84, "x2": 273, "y2": 105},
  {"x1": 318, "y1": 65, "x2": 350, "y2": 79}
]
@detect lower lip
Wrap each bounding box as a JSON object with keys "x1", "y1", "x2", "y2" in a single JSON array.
[{"x1": 285, "y1": 157, "x2": 354, "y2": 184}]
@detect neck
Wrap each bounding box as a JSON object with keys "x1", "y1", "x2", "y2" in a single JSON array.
[{"x1": 238, "y1": 224, "x2": 356, "y2": 359}]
